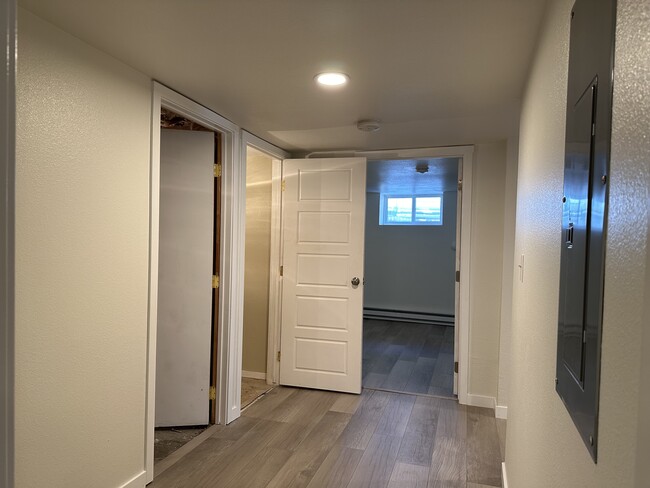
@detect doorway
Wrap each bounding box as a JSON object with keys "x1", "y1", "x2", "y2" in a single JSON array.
[
  {"x1": 362, "y1": 157, "x2": 460, "y2": 398},
  {"x1": 153, "y1": 108, "x2": 220, "y2": 463},
  {"x1": 264, "y1": 145, "x2": 472, "y2": 406},
  {"x1": 239, "y1": 134, "x2": 288, "y2": 407},
  {"x1": 241, "y1": 145, "x2": 275, "y2": 408},
  {"x1": 146, "y1": 83, "x2": 243, "y2": 484}
]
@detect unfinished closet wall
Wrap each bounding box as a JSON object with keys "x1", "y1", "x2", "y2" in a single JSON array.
[{"x1": 242, "y1": 147, "x2": 273, "y2": 376}]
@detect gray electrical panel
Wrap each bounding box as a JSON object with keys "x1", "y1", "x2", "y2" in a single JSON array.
[{"x1": 556, "y1": 0, "x2": 616, "y2": 462}]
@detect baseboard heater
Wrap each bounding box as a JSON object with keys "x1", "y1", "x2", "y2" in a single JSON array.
[{"x1": 363, "y1": 307, "x2": 454, "y2": 326}]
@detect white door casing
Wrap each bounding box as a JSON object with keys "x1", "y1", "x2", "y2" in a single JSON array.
[
  {"x1": 453, "y1": 162, "x2": 463, "y2": 395},
  {"x1": 155, "y1": 129, "x2": 214, "y2": 427},
  {"x1": 280, "y1": 157, "x2": 366, "y2": 394}
]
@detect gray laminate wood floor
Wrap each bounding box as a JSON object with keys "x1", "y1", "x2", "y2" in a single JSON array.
[
  {"x1": 363, "y1": 320, "x2": 455, "y2": 398},
  {"x1": 150, "y1": 386, "x2": 505, "y2": 488}
]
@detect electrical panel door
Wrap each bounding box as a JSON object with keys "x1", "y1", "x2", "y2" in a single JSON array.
[{"x1": 556, "y1": 0, "x2": 616, "y2": 462}]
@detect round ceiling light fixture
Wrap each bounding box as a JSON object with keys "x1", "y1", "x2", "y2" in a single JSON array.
[
  {"x1": 315, "y1": 72, "x2": 349, "y2": 86},
  {"x1": 357, "y1": 119, "x2": 381, "y2": 132}
]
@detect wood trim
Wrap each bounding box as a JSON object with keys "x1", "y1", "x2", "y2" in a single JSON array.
[
  {"x1": 118, "y1": 471, "x2": 146, "y2": 488},
  {"x1": 501, "y1": 462, "x2": 509, "y2": 488},
  {"x1": 0, "y1": 1, "x2": 15, "y2": 487},
  {"x1": 466, "y1": 393, "x2": 496, "y2": 410}
]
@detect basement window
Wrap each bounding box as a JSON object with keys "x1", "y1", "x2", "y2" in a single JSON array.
[{"x1": 379, "y1": 194, "x2": 443, "y2": 226}]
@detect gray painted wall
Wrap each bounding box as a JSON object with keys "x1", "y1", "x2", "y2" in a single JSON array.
[
  {"x1": 1, "y1": 1, "x2": 15, "y2": 487},
  {"x1": 363, "y1": 191, "x2": 457, "y2": 317}
]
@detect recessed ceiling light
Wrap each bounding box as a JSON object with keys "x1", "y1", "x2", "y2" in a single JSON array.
[{"x1": 315, "y1": 72, "x2": 349, "y2": 86}]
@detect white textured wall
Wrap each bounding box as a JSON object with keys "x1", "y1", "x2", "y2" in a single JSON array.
[
  {"x1": 243, "y1": 148, "x2": 272, "y2": 374},
  {"x1": 615, "y1": 2, "x2": 650, "y2": 486},
  {"x1": 16, "y1": 10, "x2": 151, "y2": 488},
  {"x1": 506, "y1": 0, "x2": 649, "y2": 487},
  {"x1": 468, "y1": 142, "x2": 507, "y2": 398},
  {"x1": 363, "y1": 191, "x2": 457, "y2": 317}
]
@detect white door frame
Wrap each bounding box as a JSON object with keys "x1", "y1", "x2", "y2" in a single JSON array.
[
  {"x1": 146, "y1": 82, "x2": 242, "y2": 483},
  {"x1": 1, "y1": 0, "x2": 16, "y2": 486},
  {"x1": 239, "y1": 131, "x2": 289, "y2": 389},
  {"x1": 268, "y1": 145, "x2": 474, "y2": 405}
]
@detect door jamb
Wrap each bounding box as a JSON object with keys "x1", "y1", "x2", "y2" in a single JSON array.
[
  {"x1": 287, "y1": 145, "x2": 474, "y2": 405},
  {"x1": 146, "y1": 82, "x2": 241, "y2": 483},
  {"x1": 1, "y1": 1, "x2": 16, "y2": 486},
  {"x1": 356, "y1": 145, "x2": 473, "y2": 405},
  {"x1": 240, "y1": 131, "x2": 289, "y2": 388}
]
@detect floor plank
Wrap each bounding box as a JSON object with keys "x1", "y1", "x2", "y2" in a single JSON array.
[
  {"x1": 265, "y1": 411, "x2": 352, "y2": 488},
  {"x1": 466, "y1": 407, "x2": 502, "y2": 487},
  {"x1": 338, "y1": 390, "x2": 391, "y2": 450},
  {"x1": 375, "y1": 392, "x2": 416, "y2": 437},
  {"x1": 428, "y1": 436, "x2": 466, "y2": 485},
  {"x1": 388, "y1": 462, "x2": 430, "y2": 488},
  {"x1": 330, "y1": 391, "x2": 365, "y2": 415},
  {"x1": 306, "y1": 445, "x2": 364, "y2": 488},
  {"x1": 223, "y1": 446, "x2": 293, "y2": 488},
  {"x1": 405, "y1": 357, "x2": 438, "y2": 394},
  {"x1": 347, "y1": 434, "x2": 403, "y2": 488},
  {"x1": 397, "y1": 396, "x2": 439, "y2": 467}
]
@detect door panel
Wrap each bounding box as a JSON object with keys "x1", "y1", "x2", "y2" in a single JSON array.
[
  {"x1": 280, "y1": 158, "x2": 366, "y2": 394},
  {"x1": 156, "y1": 129, "x2": 214, "y2": 427}
]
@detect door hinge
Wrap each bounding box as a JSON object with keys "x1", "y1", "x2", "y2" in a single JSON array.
[
  {"x1": 454, "y1": 361, "x2": 459, "y2": 374},
  {"x1": 214, "y1": 164, "x2": 222, "y2": 178},
  {"x1": 280, "y1": 265, "x2": 283, "y2": 276},
  {"x1": 212, "y1": 274, "x2": 219, "y2": 289},
  {"x1": 209, "y1": 386, "x2": 216, "y2": 401},
  {"x1": 277, "y1": 351, "x2": 281, "y2": 361},
  {"x1": 458, "y1": 179, "x2": 463, "y2": 191},
  {"x1": 281, "y1": 180, "x2": 286, "y2": 192},
  {"x1": 455, "y1": 270, "x2": 460, "y2": 282}
]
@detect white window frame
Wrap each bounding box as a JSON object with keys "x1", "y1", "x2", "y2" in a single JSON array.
[{"x1": 379, "y1": 193, "x2": 444, "y2": 226}]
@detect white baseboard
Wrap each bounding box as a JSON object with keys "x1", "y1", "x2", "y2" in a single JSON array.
[
  {"x1": 495, "y1": 404, "x2": 508, "y2": 419},
  {"x1": 502, "y1": 462, "x2": 509, "y2": 488},
  {"x1": 466, "y1": 393, "x2": 496, "y2": 410},
  {"x1": 242, "y1": 370, "x2": 266, "y2": 380},
  {"x1": 118, "y1": 470, "x2": 146, "y2": 488}
]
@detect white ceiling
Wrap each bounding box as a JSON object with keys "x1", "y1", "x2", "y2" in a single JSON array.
[
  {"x1": 19, "y1": 0, "x2": 547, "y2": 152},
  {"x1": 367, "y1": 158, "x2": 459, "y2": 194}
]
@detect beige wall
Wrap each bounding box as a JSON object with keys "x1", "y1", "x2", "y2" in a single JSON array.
[
  {"x1": 468, "y1": 142, "x2": 507, "y2": 398},
  {"x1": 15, "y1": 9, "x2": 151, "y2": 488},
  {"x1": 496, "y1": 133, "x2": 519, "y2": 410},
  {"x1": 242, "y1": 147, "x2": 272, "y2": 374},
  {"x1": 506, "y1": 0, "x2": 649, "y2": 486}
]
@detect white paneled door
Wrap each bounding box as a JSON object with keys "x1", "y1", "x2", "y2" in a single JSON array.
[
  {"x1": 156, "y1": 129, "x2": 214, "y2": 427},
  {"x1": 280, "y1": 158, "x2": 366, "y2": 394}
]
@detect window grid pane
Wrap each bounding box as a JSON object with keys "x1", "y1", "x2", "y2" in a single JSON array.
[
  {"x1": 385, "y1": 197, "x2": 413, "y2": 223},
  {"x1": 414, "y1": 196, "x2": 442, "y2": 223}
]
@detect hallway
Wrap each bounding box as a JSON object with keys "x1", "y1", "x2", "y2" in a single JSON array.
[{"x1": 150, "y1": 386, "x2": 505, "y2": 487}]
